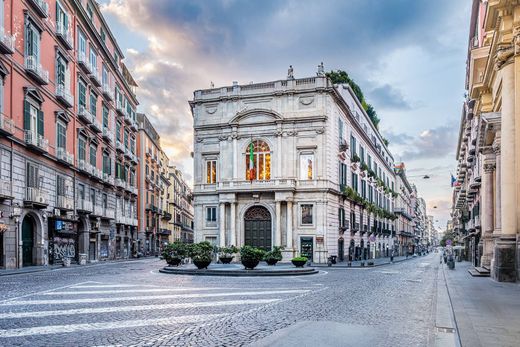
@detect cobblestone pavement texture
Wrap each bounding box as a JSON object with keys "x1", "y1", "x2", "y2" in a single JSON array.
[{"x1": 0, "y1": 255, "x2": 439, "y2": 346}]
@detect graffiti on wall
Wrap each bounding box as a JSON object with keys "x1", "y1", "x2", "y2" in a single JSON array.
[{"x1": 50, "y1": 237, "x2": 76, "y2": 262}]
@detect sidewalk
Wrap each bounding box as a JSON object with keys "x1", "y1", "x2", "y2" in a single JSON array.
[
  {"x1": 311, "y1": 254, "x2": 422, "y2": 268},
  {"x1": 443, "y1": 261, "x2": 520, "y2": 347},
  {"x1": 0, "y1": 256, "x2": 157, "y2": 277}
]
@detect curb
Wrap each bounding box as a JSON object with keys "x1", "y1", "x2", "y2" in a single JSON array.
[
  {"x1": 433, "y1": 264, "x2": 460, "y2": 347},
  {"x1": 159, "y1": 267, "x2": 319, "y2": 277},
  {"x1": 311, "y1": 255, "x2": 417, "y2": 268}
]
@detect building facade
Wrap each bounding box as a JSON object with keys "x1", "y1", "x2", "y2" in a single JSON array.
[
  {"x1": 452, "y1": 0, "x2": 520, "y2": 282},
  {"x1": 191, "y1": 74, "x2": 400, "y2": 263},
  {"x1": 167, "y1": 166, "x2": 193, "y2": 244},
  {"x1": 0, "y1": 0, "x2": 139, "y2": 269},
  {"x1": 394, "y1": 166, "x2": 415, "y2": 256}
]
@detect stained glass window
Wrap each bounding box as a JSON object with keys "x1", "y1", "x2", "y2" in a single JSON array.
[
  {"x1": 300, "y1": 154, "x2": 314, "y2": 180},
  {"x1": 245, "y1": 140, "x2": 271, "y2": 180}
]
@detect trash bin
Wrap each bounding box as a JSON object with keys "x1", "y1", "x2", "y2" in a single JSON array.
[{"x1": 78, "y1": 253, "x2": 87, "y2": 265}]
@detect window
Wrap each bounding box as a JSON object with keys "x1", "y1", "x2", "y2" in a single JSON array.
[
  {"x1": 301, "y1": 204, "x2": 313, "y2": 225},
  {"x1": 26, "y1": 162, "x2": 40, "y2": 188},
  {"x1": 25, "y1": 19, "x2": 41, "y2": 62},
  {"x1": 116, "y1": 121, "x2": 121, "y2": 141},
  {"x1": 23, "y1": 100, "x2": 43, "y2": 137},
  {"x1": 350, "y1": 135, "x2": 357, "y2": 157},
  {"x1": 206, "y1": 207, "x2": 216, "y2": 222},
  {"x1": 102, "y1": 105, "x2": 109, "y2": 128},
  {"x1": 361, "y1": 180, "x2": 366, "y2": 199},
  {"x1": 339, "y1": 208, "x2": 345, "y2": 228},
  {"x1": 369, "y1": 186, "x2": 373, "y2": 203},
  {"x1": 245, "y1": 140, "x2": 271, "y2": 180},
  {"x1": 206, "y1": 160, "x2": 217, "y2": 184},
  {"x1": 102, "y1": 151, "x2": 111, "y2": 175},
  {"x1": 90, "y1": 188, "x2": 95, "y2": 205},
  {"x1": 78, "y1": 30, "x2": 86, "y2": 60},
  {"x1": 102, "y1": 64, "x2": 108, "y2": 86},
  {"x1": 339, "y1": 162, "x2": 347, "y2": 186},
  {"x1": 57, "y1": 175, "x2": 66, "y2": 197},
  {"x1": 90, "y1": 47, "x2": 97, "y2": 71},
  {"x1": 351, "y1": 172, "x2": 358, "y2": 192},
  {"x1": 102, "y1": 193, "x2": 107, "y2": 210},
  {"x1": 300, "y1": 153, "x2": 314, "y2": 180},
  {"x1": 78, "y1": 183, "x2": 85, "y2": 200},
  {"x1": 90, "y1": 92, "x2": 97, "y2": 117},
  {"x1": 86, "y1": 2, "x2": 94, "y2": 22},
  {"x1": 56, "y1": 1, "x2": 68, "y2": 33},
  {"x1": 368, "y1": 155, "x2": 372, "y2": 170},
  {"x1": 78, "y1": 79, "x2": 86, "y2": 109},
  {"x1": 56, "y1": 53, "x2": 67, "y2": 89},
  {"x1": 56, "y1": 121, "x2": 66, "y2": 150},
  {"x1": 100, "y1": 27, "x2": 106, "y2": 44},
  {"x1": 89, "y1": 143, "x2": 97, "y2": 167},
  {"x1": 359, "y1": 146, "x2": 365, "y2": 164},
  {"x1": 338, "y1": 118, "x2": 344, "y2": 143},
  {"x1": 78, "y1": 135, "x2": 86, "y2": 161}
]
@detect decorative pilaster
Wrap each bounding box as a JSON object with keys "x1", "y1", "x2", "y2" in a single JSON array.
[
  {"x1": 230, "y1": 202, "x2": 236, "y2": 246},
  {"x1": 219, "y1": 203, "x2": 226, "y2": 247},
  {"x1": 480, "y1": 152, "x2": 495, "y2": 268},
  {"x1": 286, "y1": 200, "x2": 293, "y2": 249},
  {"x1": 275, "y1": 201, "x2": 281, "y2": 246}
]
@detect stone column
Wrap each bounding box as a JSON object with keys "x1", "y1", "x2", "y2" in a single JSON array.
[
  {"x1": 275, "y1": 201, "x2": 281, "y2": 246},
  {"x1": 219, "y1": 203, "x2": 226, "y2": 247},
  {"x1": 481, "y1": 151, "x2": 495, "y2": 267},
  {"x1": 276, "y1": 128, "x2": 282, "y2": 178},
  {"x1": 494, "y1": 134, "x2": 502, "y2": 231},
  {"x1": 230, "y1": 202, "x2": 236, "y2": 246},
  {"x1": 286, "y1": 200, "x2": 293, "y2": 249},
  {"x1": 493, "y1": 59, "x2": 517, "y2": 282},
  {"x1": 232, "y1": 130, "x2": 238, "y2": 180}
]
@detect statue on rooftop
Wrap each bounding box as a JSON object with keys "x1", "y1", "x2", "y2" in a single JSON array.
[{"x1": 287, "y1": 65, "x2": 294, "y2": 80}]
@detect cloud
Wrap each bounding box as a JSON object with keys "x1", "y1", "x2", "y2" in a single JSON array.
[
  {"x1": 368, "y1": 84, "x2": 412, "y2": 110},
  {"x1": 400, "y1": 124, "x2": 458, "y2": 160},
  {"x1": 384, "y1": 130, "x2": 414, "y2": 146}
]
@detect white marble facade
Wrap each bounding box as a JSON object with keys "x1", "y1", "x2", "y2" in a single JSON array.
[{"x1": 190, "y1": 76, "x2": 396, "y2": 263}]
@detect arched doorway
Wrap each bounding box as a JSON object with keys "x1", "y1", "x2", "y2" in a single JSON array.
[
  {"x1": 244, "y1": 206, "x2": 272, "y2": 250},
  {"x1": 22, "y1": 215, "x2": 35, "y2": 266},
  {"x1": 338, "y1": 238, "x2": 344, "y2": 262}
]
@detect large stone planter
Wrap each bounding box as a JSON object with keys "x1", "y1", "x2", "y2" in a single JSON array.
[
  {"x1": 193, "y1": 259, "x2": 211, "y2": 269},
  {"x1": 291, "y1": 260, "x2": 306, "y2": 268},
  {"x1": 166, "y1": 258, "x2": 182, "y2": 267},
  {"x1": 265, "y1": 258, "x2": 279, "y2": 266},
  {"x1": 219, "y1": 256, "x2": 233, "y2": 264},
  {"x1": 242, "y1": 259, "x2": 260, "y2": 270}
]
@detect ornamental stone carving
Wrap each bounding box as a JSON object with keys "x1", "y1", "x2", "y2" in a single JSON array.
[
  {"x1": 494, "y1": 44, "x2": 514, "y2": 70},
  {"x1": 483, "y1": 162, "x2": 496, "y2": 173},
  {"x1": 195, "y1": 137, "x2": 204, "y2": 143},
  {"x1": 315, "y1": 127, "x2": 325, "y2": 134}
]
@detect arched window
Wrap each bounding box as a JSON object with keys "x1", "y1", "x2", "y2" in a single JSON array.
[{"x1": 245, "y1": 140, "x2": 271, "y2": 180}]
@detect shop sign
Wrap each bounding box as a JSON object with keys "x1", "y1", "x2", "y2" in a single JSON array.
[{"x1": 109, "y1": 228, "x2": 115, "y2": 240}]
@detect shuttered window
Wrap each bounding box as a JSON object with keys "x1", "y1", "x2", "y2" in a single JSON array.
[{"x1": 26, "y1": 162, "x2": 39, "y2": 188}]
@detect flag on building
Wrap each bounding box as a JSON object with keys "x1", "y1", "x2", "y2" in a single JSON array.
[{"x1": 450, "y1": 174, "x2": 460, "y2": 187}]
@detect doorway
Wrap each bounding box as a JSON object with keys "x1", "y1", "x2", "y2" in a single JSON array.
[
  {"x1": 300, "y1": 237, "x2": 313, "y2": 262},
  {"x1": 244, "y1": 206, "x2": 272, "y2": 250},
  {"x1": 22, "y1": 215, "x2": 35, "y2": 266}
]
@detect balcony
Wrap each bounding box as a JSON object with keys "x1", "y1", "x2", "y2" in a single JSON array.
[
  {"x1": 116, "y1": 140, "x2": 125, "y2": 153},
  {"x1": 394, "y1": 207, "x2": 413, "y2": 221},
  {"x1": 90, "y1": 116, "x2": 102, "y2": 133},
  {"x1": 0, "y1": 28, "x2": 15, "y2": 54},
  {"x1": 0, "y1": 179, "x2": 13, "y2": 200},
  {"x1": 92, "y1": 168, "x2": 103, "y2": 182},
  {"x1": 102, "y1": 84, "x2": 114, "y2": 101},
  {"x1": 351, "y1": 222, "x2": 360, "y2": 232},
  {"x1": 76, "y1": 199, "x2": 93, "y2": 213},
  {"x1": 124, "y1": 113, "x2": 132, "y2": 125},
  {"x1": 116, "y1": 101, "x2": 125, "y2": 117},
  {"x1": 77, "y1": 52, "x2": 91, "y2": 73},
  {"x1": 114, "y1": 178, "x2": 125, "y2": 189},
  {"x1": 102, "y1": 208, "x2": 115, "y2": 220},
  {"x1": 92, "y1": 204, "x2": 103, "y2": 217},
  {"x1": 130, "y1": 152, "x2": 138, "y2": 164},
  {"x1": 24, "y1": 187, "x2": 48, "y2": 208},
  {"x1": 77, "y1": 159, "x2": 93, "y2": 175},
  {"x1": 24, "y1": 56, "x2": 49, "y2": 85},
  {"x1": 78, "y1": 105, "x2": 93, "y2": 124},
  {"x1": 56, "y1": 147, "x2": 74, "y2": 166},
  {"x1": 28, "y1": 0, "x2": 49, "y2": 18},
  {"x1": 24, "y1": 131, "x2": 48, "y2": 153},
  {"x1": 130, "y1": 119, "x2": 138, "y2": 131},
  {"x1": 55, "y1": 22, "x2": 73, "y2": 50},
  {"x1": 0, "y1": 114, "x2": 14, "y2": 136},
  {"x1": 124, "y1": 147, "x2": 132, "y2": 160},
  {"x1": 101, "y1": 127, "x2": 113, "y2": 143},
  {"x1": 90, "y1": 66, "x2": 101, "y2": 86},
  {"x1": 115, "y1": 214, "x2": 125, "y2": 225},
  {"x1": 103, "y1": 173, "x2": 114, "y2": 186},
  {"x1": 56, "y1": 195, "x2": 73, "y2": 211},
  {"x1": 55, "y1": 84, "x2": 73, "y2": 108},
  {"x1": 195, "y1": 179, "x2": 297, "y2": 193},
  {"x1": 146, "y1": 148, "x2": 152, "y2": 157}
]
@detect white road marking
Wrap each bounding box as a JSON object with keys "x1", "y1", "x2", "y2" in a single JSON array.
[
  {"x1": 0, "y1": 282, "x2": 98, "y2": 304},
  {"x1": 0, "y1": 299, "x2": 280, "y2": 319},
  {"x1": 70, "y1": 284, "x2": 160, "y2": 289},
  {"x1": 1, "y1": 289, "x2": 310, "y2": 306},
  {"x1": 419, "y1": 262, "x2": 431, "y2": 267},
  {"x1": 47, "y1": 288, "x2": 236, "y2": 295},
  {"x1": 0, "y1": 314, "x2": 224, "y2": 337}
]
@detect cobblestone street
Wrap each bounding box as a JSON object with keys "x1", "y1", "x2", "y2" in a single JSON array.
[{"x1": 0, "y1": 255, "x2": 440, "y2": 346}]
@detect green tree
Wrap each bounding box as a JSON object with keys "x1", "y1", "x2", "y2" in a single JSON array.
[{"x1": 326, "y1": 70, "x2": 381, "y2": 131}]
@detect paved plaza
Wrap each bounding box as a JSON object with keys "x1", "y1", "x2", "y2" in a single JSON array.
[{"x1": 0, "y1": 255, "x2": 447, "y2": 347}]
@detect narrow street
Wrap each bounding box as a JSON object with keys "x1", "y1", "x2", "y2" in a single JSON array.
[{"x1": 0, "y1": 255, "x2": 440, "y2": 346}]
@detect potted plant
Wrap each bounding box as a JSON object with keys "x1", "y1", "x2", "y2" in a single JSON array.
[
  {"x1": 188, "y1": 241, "x2": 213, "y2": 269},
  {"x1": 264, "y1": 246, "x2": 284, "y2": 265},
  {"x1": 240, "y1": 245, "x2": 266, "y2": 270},
  {"x1": 291, "y1": 256, "x2": 308, "y2": 268},
  {"x1": 162, "y1": 241, "x2": 188, "y2": 266},
  {"x1": 218, "y1": 245, "x2": 238, "y2": 264}
]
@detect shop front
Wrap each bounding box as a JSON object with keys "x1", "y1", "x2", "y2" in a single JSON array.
[{"x1": 48, "y1": 218, "x2": 78, "y2": 265}]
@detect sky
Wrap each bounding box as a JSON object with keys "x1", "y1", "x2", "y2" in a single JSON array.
[{"x1": 98, "y1": 0, "x2": 472, "y2": 231}]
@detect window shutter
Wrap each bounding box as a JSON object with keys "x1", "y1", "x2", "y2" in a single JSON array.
[
  {"x1": 24, "y1": 100, "x2": 31, "y2": 130},
  {"x1": 37, "y1": 109, "x2": 44, "y2": 136}
]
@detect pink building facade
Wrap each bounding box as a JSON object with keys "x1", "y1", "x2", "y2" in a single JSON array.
[{"x1": 0, "y1": 0, "x2": 139, "y2": 269}]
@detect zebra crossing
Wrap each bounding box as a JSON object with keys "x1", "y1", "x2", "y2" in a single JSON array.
[{"x1": 0, "y1": 281, "x2": 314, "y2": 341}]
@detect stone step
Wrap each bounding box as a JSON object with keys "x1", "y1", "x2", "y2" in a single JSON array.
[
  {"x1": 468, "y1": 268, "x2": 490, "y2": 277},
  {"x1": 482, "y1": 265, "x2": 490, "y2": 271},
  {"x1": 475, "y1": 266, "x2": 490, "y2": 274}
]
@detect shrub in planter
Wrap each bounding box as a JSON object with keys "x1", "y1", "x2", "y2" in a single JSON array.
[
  {"x1": 240, "y1": 245, "x2": 266, "y2": 269},
  {"x1": 264, "y1": 246, "x2": 284, "y2": 266},
  {"x1": 291, "y1": 256, "x2": 308, "y2": 268},
  {"x1": 162, "y1": 241, "x2": 188, "y2": 266},
  {"x1": 188, "y1": 241, "x2": 213, "y2": 269},
  {"x1": 218, "y1": 245, "x2": 238, "y2": 264}
]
